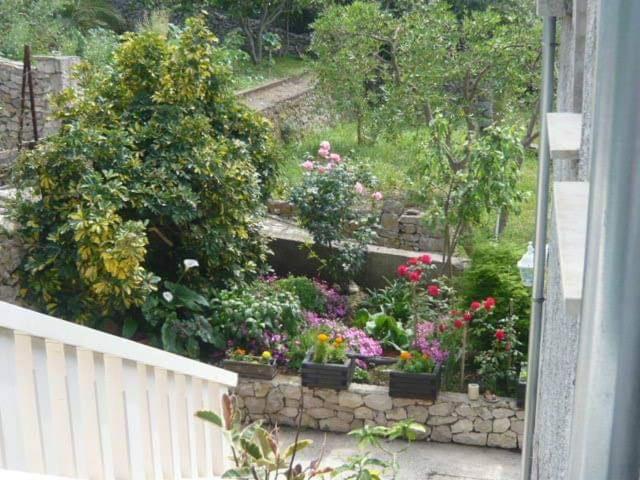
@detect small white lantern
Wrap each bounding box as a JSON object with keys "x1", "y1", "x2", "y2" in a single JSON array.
[{"x1": 518, "y1": 242, "x2": 535, "y2": 287}]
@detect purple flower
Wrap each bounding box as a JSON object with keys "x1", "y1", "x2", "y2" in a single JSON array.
[{"x1": 343, "y1": 327, "x2": 382, "y2": 357}]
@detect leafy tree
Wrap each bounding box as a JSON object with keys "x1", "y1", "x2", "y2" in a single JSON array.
[
  {"x1": 413, "y1": 115, "x2": 526, "y2": 274},
  {"x1": 10, "y1": 18, "x2": 279, "y2": 330},
  {"x1": 311, "y1": 2, "x2": 391, "y2": 143},
  {"x1": 213, "y1": 0, "x2": 317, "y2": 64}
]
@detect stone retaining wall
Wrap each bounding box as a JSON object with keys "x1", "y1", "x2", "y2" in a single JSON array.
[
  {"x1": 234, "y1": 374, "x2": 524, "y2": 450},
  {"x1": 0, "y1": 187, "x2": 24, "y2": 304},
  {"x1": 267, "y1": 198, "x2": 445, "y2": 253},
  {"x1": 0, "y1": 55, "x2": 79, "y2": 150}
]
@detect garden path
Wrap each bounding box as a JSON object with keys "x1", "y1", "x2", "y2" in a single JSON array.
[
  {"x1": 237, "y1": 73, "x2": 316, "y2": 112},
  {"x1": 279, "y1": 428, "x2": 520, "y2": 480}
]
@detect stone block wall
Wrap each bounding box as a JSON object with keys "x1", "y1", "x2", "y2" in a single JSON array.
[
  {"x1": 267, "y1": 198, "x2": 445, "y2": 253},
  {"x1": 0, "y1": 187, "x2": 24, "y2": 304},
  {"x1": 234, "y1": 375, "x2": 524, "y2": 451},
  {"x1": 0, "y1": 55, "x2": 79, "y2": 150}
]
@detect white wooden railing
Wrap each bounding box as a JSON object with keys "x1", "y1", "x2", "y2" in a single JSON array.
[{"x1": 0, "y1": 301, "x2": 238, "y2": 479}]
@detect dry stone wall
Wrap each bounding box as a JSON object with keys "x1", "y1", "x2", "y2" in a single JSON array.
[
  {"x1": 234, "y1": 375, "x2": 524, "y2": 451},
  {"x1": 0, "y1": 55, "x2": 79, "y2": 151},
  {"x1": 0, "y1": 187, "x2": 24, "y2": 304}
]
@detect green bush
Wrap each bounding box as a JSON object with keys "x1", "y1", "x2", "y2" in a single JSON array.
[
  {"x1": 11, "y1": 18, "x2": 279, "y2": 330},
  {"x1": 275, "y1": 276, "x2": 326, "y2": 313},
  {"x1": 456, "y1": 242, "x2": 531, "y2": 348}
]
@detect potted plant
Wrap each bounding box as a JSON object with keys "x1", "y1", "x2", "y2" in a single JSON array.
[
  {"x1": 389, "y1": 350, "x2": 441, "y2": 400},
  {"x1": 301, "y1": 333, "x2": 355, "y2": 390},
  {"x1": 222, "y1": 348, "x2": 278, "y2": 380}
]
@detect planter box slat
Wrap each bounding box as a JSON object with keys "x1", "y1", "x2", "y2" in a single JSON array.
[
  {"x1": 389, "y1": 367, "x2": 441, "y2": 401},
  {"x1": 222, "y1": 359, "x2": 278, "y2": 380},
  {"x1": 301, "y1": 353, "x2": 355, "y2": 390}
]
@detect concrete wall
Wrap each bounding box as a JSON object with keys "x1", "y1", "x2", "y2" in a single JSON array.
[
  {"x1": 235, "y1": 374, "x2": 524, "y2": 450},
  {"x1": 0, "y1": 55, "x2": 79, "y2": 150},
  {"x1": 532, "y1": 215, "x2": 581, "y2": 479}
]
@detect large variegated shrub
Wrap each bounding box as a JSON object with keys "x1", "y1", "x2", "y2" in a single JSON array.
[{"x1": 11, "y1": 17, "x2": 279, "y2": 331}]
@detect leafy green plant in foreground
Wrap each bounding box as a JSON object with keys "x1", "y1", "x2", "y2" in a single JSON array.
[{"x1": 197, "y1": 395, "x2": 425, "y2": 479}]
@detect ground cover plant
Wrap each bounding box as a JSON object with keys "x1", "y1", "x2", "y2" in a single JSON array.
[{"x1": 11, "y1": 18, "x2": 279, "y2": 341}]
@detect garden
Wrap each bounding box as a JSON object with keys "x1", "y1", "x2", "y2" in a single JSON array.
[{"x1": 2, "y1": 0, "x2": 540, "y2": 477}]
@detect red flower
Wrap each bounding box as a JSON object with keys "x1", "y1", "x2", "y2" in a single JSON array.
[
  {"x1": 427, "y1": 284, "x2": 441, "y2": 297},
  {"x1": 407, "y1": 257, "x2": 419, "y2": 265},
  {"x1": 454, "y1": 319, "x2": 464, "y2": 329},
  {"x1": 408, "y1": 270, "x2": 422, "y2": 283},
  {"x1": 463, "y1": 311, "x2": 473, "y2": 322},
  {"x1": 397, "y1": 264, "x2": 409, "y2": 277},
  {"x1": 484, "y1": 297, "x2": 496, "y2": 310},
  {"x1": 419, "y1": 254, "x2": 432, "y2": 265},
  {"x1": 495, "y1": 329, "x2": 507, "y2": 342},
  {"x1": 438, "y1": 323, "x2": 447, "y2": 333},
  {"x1": 470, "y1": 301, "x2": 482, "y2": 311}
]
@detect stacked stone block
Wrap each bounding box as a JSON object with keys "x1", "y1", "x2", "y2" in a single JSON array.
[{"x1": 234, "y1": 375, "x2": 524, "y2": 450}]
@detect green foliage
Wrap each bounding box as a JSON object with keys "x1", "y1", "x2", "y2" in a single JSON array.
[
  {"x1": 396, "y1": 350, "x2": 437, "y2": 373},
  {"x1": 210, "y1": 283, "x2": 304, "y2": 349},
  {"x1": 474, "y1": 315, "x2": 523, "y2": 395},
  {"x1": 275, "y1": 276, "x2": 326, "y2": 313},
  {"x1": 80, "y1": 27, "x2": 120, "y2": 66},
  {"x1": 289, "y1": 149, "x2": 379, "y2": 285},
  {"x1": 356, "y1": 309, "x2": 409, "y2": 350},
  {"x1": 311, "y1": 0, "x2": 540, "y2": 141},
  {"x1": 413, "y1": 116, "x2": 526, "y2": 273},
  {"x1": 457, "y1": 242, "x2": 531, "y2": 347},
  {"x1": 311, "y1": 1, "x2": 390, "y2": 143},
  {"x1": 361, "y1": 279, "x2": 415, "y2": 324},
  {"x1": 11, "y1": 18, "x2": 279, "y2": 330}
]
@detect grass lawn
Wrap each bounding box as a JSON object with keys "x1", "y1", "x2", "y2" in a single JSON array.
[
  {"x1": 276, "y1": 122, "x2": 538, "y2": 254},
  {"x1": 234, "y1": 55, "x2": 311, "y2": 90}
]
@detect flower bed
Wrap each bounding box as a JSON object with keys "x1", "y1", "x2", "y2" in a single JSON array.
[{"x1": 234, "y1": 374, "x2": 524, "y2": 450}]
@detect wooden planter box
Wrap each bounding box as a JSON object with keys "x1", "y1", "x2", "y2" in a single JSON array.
[
  {"x1": 389, "y1": 366, "x2": 441, "y2": 400},
  {"x1": 301, "y1": 353, "x2": 355, "y2": 390},
  {"x1": 516, "y1": 380, "x2": 526, "y2": 408},
  {"x1": 222, "y1": 358, "x2": 277, "y2": 380}
]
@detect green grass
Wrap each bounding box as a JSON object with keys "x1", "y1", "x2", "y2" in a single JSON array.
[
  {"x1": 234, "y1": 55, "x2": 311, "y2": 90},
  {"x1": 276, "y1": 122, "x2": 427, "y2": 198},
  {"x1": 276, "y1": 121, "x2": 539, "y2": 254}
]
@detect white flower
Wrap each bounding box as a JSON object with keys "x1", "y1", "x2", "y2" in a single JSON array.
[
  {"x1": 162, "y1": 291, "x2": 174, "y2": 302},
  {"x1": 183, "y1": 259, "x2": 200, "y2": 270}
]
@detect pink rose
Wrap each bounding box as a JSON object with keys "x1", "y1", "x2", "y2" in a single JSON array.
[
  {"x1": 318, "y1": 148, "x2": 330, "y2": 159},
  {"x1": 371, "y1": 191, "x2": 384, "y2": 201},
  {"x1": 355, "y1": 182, "x2": 365, "y2": 194},
  {"x1": 318, "y1": 166, "x2": 327, "y2": 173},
  {"x1": 329, "y1": 153, "x2": 341, "y2": 163},
  {"x1": 301, "y1": 160, "x2": 314, "y2": 171},
  {"x1": 320, "y1": 140, "x2": 331, "y2": 151}
]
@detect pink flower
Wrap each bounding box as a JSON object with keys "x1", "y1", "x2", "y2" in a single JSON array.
[
  {"x1": 320, "y1": 141, "x2": 331, "y2": 151},
  {"x1": 397, "y1": 264, "x2": 409, "y2": 277},
  {"x1": 418, "y1": 254, "x2": 432, "y2": 265},
  {"x1": 371, "y1": 191, "x2": 384, "y2": 201},
  {"x1": 301, "y1": 160, "x2": 314, "y2": 171},
  {"x1": 318, "y1": 148, "x2": 330, "y2": 159},
  {"x1": 329, "y1": 153, "x2": 341, "y2": 163},
  {"x1": 326, "y1": 162, "x2": 335, "y2": 170},
  {"x1": 355, "y1": 182, "x2": 365, "y2": 194},
  {"x1": 427, "y1": 284, "x2": 441, "y2": 297},
  {"x1": 317, "y1": 166, "x2": 327, "y2": 173}
]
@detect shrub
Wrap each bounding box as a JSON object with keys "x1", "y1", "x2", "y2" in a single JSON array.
[
  {"x1": 275, "y1": 276, "x2": 326, "y2": 313},
  {"x1": 11, "y1": 18, "x2": 279, "y2": 330},
  {"x1": 210, "y1": 283, "x2": 304, "y2": 354},
  {"x1": 289, "y1": 142, "x2": 382, "y2": 286},
  {"x1": 456, "y1": 242, "x2": 531, "y2": 348}
]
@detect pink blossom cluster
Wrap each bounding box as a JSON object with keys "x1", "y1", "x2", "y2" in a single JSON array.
[
  {"x1": 301, "y1": 141, "x2": 383, "y2": 202},
  {"x1": 304, "y1": 312, "x2": 382, "y2": 360},
  {"x1": 414, "y1": 321, "x2": 449, "y2": 365}
]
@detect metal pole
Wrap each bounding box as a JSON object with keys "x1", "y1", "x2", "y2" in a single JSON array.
[
  {"x1": 568, "y1": 1, "x2": 640, "y2": 478},
  {"x1": 520, "y1": 15, "x2": 556, "y2": 480}
]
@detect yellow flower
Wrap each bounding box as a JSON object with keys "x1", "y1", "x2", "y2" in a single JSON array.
[
  {"x1": 334, "y1": 336, "x2": 344, "y2": 345},
  {"x1": 400, "y1": 351, "x2": 413, "y2": 361},
  {"x1": 261, "y1": 351, "x2": 272, "y2": 361},
  {"x1": 317, "y1": 333, "x2": 329, "y2": 343},
  {"x1": 235, "y1": 348, "x2": 246, "y2": 356}
]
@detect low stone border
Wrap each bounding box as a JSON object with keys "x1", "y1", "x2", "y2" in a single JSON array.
[{"x1": 233, "y1": 374, "x2": 524, "y2": 450}]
